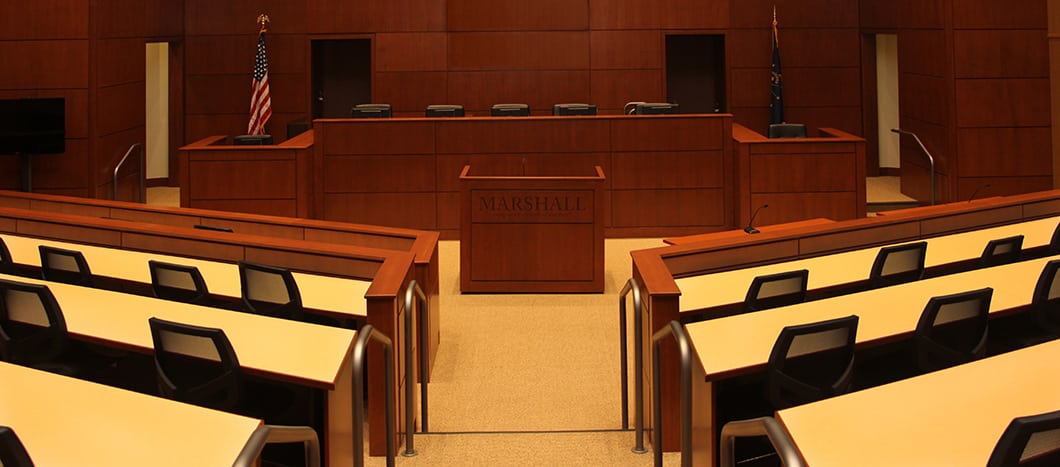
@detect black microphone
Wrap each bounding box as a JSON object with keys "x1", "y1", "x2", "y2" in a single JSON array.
[
  {"x1": 967, "y1": 184, "x2": 991, "y2": 203},
  {"x1": 744, "y1": 204, "x2": 769, "y2": 234}
]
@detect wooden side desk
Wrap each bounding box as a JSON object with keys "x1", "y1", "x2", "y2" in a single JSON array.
[
  {"x1": 679, "y1": 254, "x2": 1060, "y2": 466},
  {"x1": 776, "y1": 339, "x2": 1060, "y2": 466},
  {"x1": 0, "y1": 361, "x2": 264, "y2": 466},
  {"x1": 0, "y1": 233, "x2": 370, "y2": 318},
  {"x1": 675, "y1": 215, "x2": 1059, "y2": 313},
  {"x1": 0, "y1": 273, "x2": 359, "y2": 467}
]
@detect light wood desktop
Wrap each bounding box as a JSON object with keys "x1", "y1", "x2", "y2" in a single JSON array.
[
  {"x1": 0, "y1": 361, "x2": 264, "y2": 466},
  {"x1": 776, "y1": 339, "x2": 1060, "y2": 466},
  {"x1": 680, "y1": 254, "x2": 1060, "y2": 466},
  {"x1": 0, "y1": 233, "x2": 370, "y2": 318},
  {"x1": 0, "y1": 273, "x2": 359, "y2": 467},
  {"x1": 675, "y1": 215, "x2": 1059, "y2": 313}
]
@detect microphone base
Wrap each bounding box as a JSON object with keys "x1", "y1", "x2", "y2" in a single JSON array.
[{"x1": 743, "y1": 226, "x2": 760, "y2": 234}]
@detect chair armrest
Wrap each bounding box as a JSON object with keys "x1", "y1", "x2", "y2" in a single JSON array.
[
  {"x1": 234, "y1": 424, "x2": 321, "y2": 467},
  {"x1": 719, "y1": 416, "x2": 804, "y2": 467}
]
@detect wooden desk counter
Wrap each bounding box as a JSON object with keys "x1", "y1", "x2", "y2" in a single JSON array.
[
  {"x1": 0, "y1": 233, "x2": 371, "y2": 318},
  {"x1": 679, "y1": 254, "x2": 1059, "y2": 466},
  {"x1": 777, "y1": 339, "x2": 1060, "y2": 466},
  {"x1": 675, "y1": 216, "x2": 1059, "y2": 313},
  {"x1": 0, "y1": 362, "x2": 264, "y2": 467},
  {"x1": 0, "y1": 274, "x2": 358, "y2": 466}
]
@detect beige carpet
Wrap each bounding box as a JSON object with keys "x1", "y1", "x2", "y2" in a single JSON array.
[{"x1": 425, "y1": 238, "x2": 664, "y2": 433}]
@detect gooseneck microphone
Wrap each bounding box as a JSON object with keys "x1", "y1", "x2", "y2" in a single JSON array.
[
  {"x1": 744, "y1": 204, "x2": 769, "y2": 234},
  {"x1": 967, "y1": 184, "x2": 992, "y2": 203}
]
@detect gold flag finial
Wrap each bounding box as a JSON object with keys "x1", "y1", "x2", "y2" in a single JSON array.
[{"x1": 257, "y1": 14, "x2": 270, "y2": 33}]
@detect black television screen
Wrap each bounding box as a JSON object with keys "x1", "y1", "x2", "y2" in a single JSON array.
[{"x1": 0, "y1": 98, "x2": 65, "y2": 154}]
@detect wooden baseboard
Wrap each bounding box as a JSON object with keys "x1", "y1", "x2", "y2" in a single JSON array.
[
  {"x1": 877, "y1": 167, "x2": 900, "y2": 177},
  {"x1": 146, "y1": 177, "x2": 171, "y2": 188}
]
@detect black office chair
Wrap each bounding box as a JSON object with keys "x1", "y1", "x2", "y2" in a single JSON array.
[
  {"x1": 425, "y1": 104, "x2": 464, "y2": 117},
  {"x1": 552, "y1": 103, "x2": 597, "y2": 116},
  {"x1": 38, "y1": 245, "x2": 94, "y2": 287},
  {"x1": 914, "y1": 287, "x2": 992, "y2": 373},
  {"x1": 0, "y1": 237, "x2": 15, "y2": 275},
  {"x1": 149, "y1": 317, "x2": 306, "y2": 428},
  {"x1": 350, "y1": 103, "x2": 392, "y2": 118},
  {"x1": 490, "y1": 103, "x2": 530, "y2": 117},
  {"x1": 0, "y1": 279, "x2": 80, "y2": 377},
  {"x1": 232, "y1": 134, "x2": 274, "y2": 145},
  {"x1": 148, "y1": 260, "x2": 212, "y2": 306},
  {"x1": 0, "y1": 426, "x2": 34, "y2": 467},
  {"x1": 743, "y1": 269, "x2": 810, "y2": 313},
  {"x1": 992, "y1": 259, "x2": 1060, "y2": 352},
  {"x1": 767, "y1": 123, "x2": 807, "y2": 138},
  {"x1": 1049, "y1": 221, "x2": 1060, "y2": 256},
  {"x1": 980, "y1": 235, "x2": 1024, "y2": 268},
  {"x1": 766, "y1": 314, "x2": 859, "y2": 410},
  {"x1": 867, "y1": 241, "x2": 928, "y2": 290},
  {"x1": 987, "y1": 409, "x2": 1060, "y2": 467},
  {"x1": 238, "y1": 261, "x2": 304, "y2": 322}
]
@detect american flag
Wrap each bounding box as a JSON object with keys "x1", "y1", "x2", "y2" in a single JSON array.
[{"x1": 247, "y1": 30, "x2": 272, "y2": 135}]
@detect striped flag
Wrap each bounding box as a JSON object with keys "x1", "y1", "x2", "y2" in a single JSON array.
[
  {"x1": 247, "y1": 29, "x2": 272, "y2": 135},
  {"x1": 770, "y1": 8, "x2": 785, "y2": 125}
]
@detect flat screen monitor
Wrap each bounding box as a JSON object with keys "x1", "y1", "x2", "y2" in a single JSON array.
[
  {"x1": 350, "y1": 104, "x2": 392, "y2": 118},
  {"x1": 635, "y1": 102, "x2": 680, "y2": 115},
  {"x1": 0, "y1": 98, "x2": 65, "y2": 154},
  {"x1": 553, "y1": 103, "x2": 597, "y2": 116}
]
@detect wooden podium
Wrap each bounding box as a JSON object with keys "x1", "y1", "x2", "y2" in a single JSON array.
[{"x1": 459, "y1": 165, "x2": 605, "y2": 293}]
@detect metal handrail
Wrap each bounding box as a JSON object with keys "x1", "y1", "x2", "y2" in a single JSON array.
[
  {"x1": 351, "y1": 324, "x2": 397, "y2": 467},
  {"x1": 891, "y1": 129, "x2": 935, "y2": 206},
  {"x1": 234, "y1": 424, "x2": 322, "y2": 467},
  {"x1": 402, "y1": 279, "x2": 430, "y2": 456},
  {"x1": 619, "y1": 277, "x2": 647, "y2": 453},
  {"x1": 719, "y1": 417, "x2": 805, "y2": 467},
  {"x1": 112, "y1": 143, "x2": 145, "y2": 202},
  {"x1": 651, "y1": 320, "x2": 692, "y2": 467}
]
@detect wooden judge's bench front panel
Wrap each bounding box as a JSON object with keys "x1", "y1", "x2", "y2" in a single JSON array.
[{"x1": 312, "y1": 114, "x2": 735, "y2": 239}]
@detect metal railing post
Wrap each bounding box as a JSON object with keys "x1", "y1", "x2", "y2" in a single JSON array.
[
  {"x1": 891, "y1": 129, "x2": 936, "y2": 206},
  {"x1": 112, "y1": 143, "x2": 144, "y2": 203},
  {"x1": 351, "y1": 324, "x2": 396, "y2": 467},
  {"x1": 652, "y1": 320, "x2": 692, "y2": 467},
  {"x1": 619, "y1": 277, "x2": 647, "y2": 453},
  {"x1": 402, "y1": 279, "x2": 430, "y2": 456}
]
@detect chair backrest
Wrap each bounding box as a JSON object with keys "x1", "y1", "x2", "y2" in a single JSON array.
[
  {"x1": 988, "y1": 409, "x2": 1060, "y2": 467},
  {"x1": 0, "y1": 237, "x2": 14, "y2": 275},
  {"x1": 1030, "y1": 259, "x2": 1060, "y2": 336},
  {"x1": 0, "y1": 426, "x2": 34, "y2": 467},
  {"x1": 238, "y1": 261, "x2": 303, "y2": 321},
  {"x1": 980, "y1": 235, "x2": 1024, "y2": 268},
  {"x1": 766, "y1": 314, "x2": 859, "y2": 410},
  {"x1": 0, "y1": 279, "x2": 68, "y2": 366},
  {"x1": 868, "y1": 241, "x2": 928, "y2": 289},
  {"x1": 914, "y1": 287, "x2": 993, "y2": 373},
  {"x1": 490, "y1": 103, "x2": 530, "y2": 117},
  {"x1": 425, "y1": 104, "x2": 464, "y2": 117},
  {"x1": 148, "y1": 316, "x2": 242, "y2": 411},
  {"x1": 1050, "y1": 221, "x2": 1060, "y2": 256},
  {"x1": 768, "y1": 123, "x2": 807, "y2": 138},
  {"x1": 148, "y1": 260, "x2": 211, "y2": 305},
  {"x1": 38, "y1": 245, "x2": 93, "y2": 287},
  {"x1": 743, "y1": 269, "x2": 810, "y2": 313},
  {"x1": 349, "y1": 103, "x2": 391, "y2": 118},
  {"x1": 552, "y1": 103, "x2": 597, "y2": 116}
]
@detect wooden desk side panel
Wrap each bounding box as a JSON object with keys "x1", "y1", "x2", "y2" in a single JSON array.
[
  {"x1": 918, "y1": 204, "x2": 1023, "y2": 235},
  {"x1": 797, "y1": 220, "x2": 922, "y2": 256}
]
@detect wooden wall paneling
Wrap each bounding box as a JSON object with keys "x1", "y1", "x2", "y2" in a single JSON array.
[
  {"x1": 322, "y1": 193, "x2": 438, "y2": 230},
  {"x1": 144, "y1": 0, "x2": 185, "y2": 38},
  {"x1": 726, "y1": 29, "x2": 769, "y2": 69},
  {"x1": 610, "y1": 116, "x2": 727, "y2": 151},
  {"x1": 96, "y1": 82, "x2": 146, "y2": 138},
  {"x1": 782, "y1": 67, "x2": 861, "y2": 107},
  {"x1": 0, "y1": 2, "x2": 89, "y2": 40},
  {"x1": 954, "y1": 30, "x2": 1049, "y2": 78},
  {"x1": 309, "y1": 0, "x2": 445, "y2": 32},
  {"x1": 588, "y1": 70, "x2": 666, "y2": 112},
  {"x1": 436, "y1": 118, "x2": 611, "y2": 154},
  {"x1": 320, "y1": 120, "x2": 436, "y2": 155},
  {"x1": 957, "y1": 127, "x2": 1052, "y2": 177},
  {"x1": 184, "y1": 0, "x2": 307, "y2": 36},
  {"x1": 899, "y1": 74, "x2": 950, "y2": 127},
  {"x1": 95, "y1": 0, "x2": 147, "y2": 38},
  {"x1": 590, "y1": 30, "x2": 663, "y2": 69},
  {"x1": 323, "y1": 155, "x2": 436, "y2": 193},
  {"x1": 31, "y1": 140, "x2": 91, "y2": 192},
  {"x1": 0, "y1": 41, "x2": 91, "y2": 90},
  {"x1": 446, "y1": 0, "x2": 589, "y2": 31},
  {"x1": 958, "y1": 176, "x2": 1055, "y2": 200},
  {"x1": 859, "y1": 0, "x2": 901, "y2": 30},
  {"x1": 373, "y1": 72, "x2": 448, "y2": 114},
  {"x1": 774, "y1": 29, "x2": 861, "y2": 67},
  {"x1": 896, "y1": 0, "x2": 948, "y2": 29},
  {"x1": 446, "y1": 71, "x2": 592, "y2": 114},
  {"x1": 731, "y1": 0, "x2": 858, "y2": 28},
  {"x1": 375, "y1": 33, "x2": 448, "y2": 72},
  {"x1": 611, "y1": 188, "x2": 726, "y2": 228},
  {"x1": 749, "y1": 192, "x2": 858, "y2": 224},
  {"x1": 748, "y1": 152, "x2": 858, "y2": 192},
  {"x1": 610, "y1": 151, "x2": 725, "y2": 189},
  {"x1": 728, "y1": 68, "x2": 770, "y2": 109},
  {"x1": 588, "y1": 0, "x2": 729, "y2": 30},
  {"x1": 952, "y1": 0, "x2": 1048, "y2": 28},
  {"x1": 954, "y1": 78, "x2": 1051, "y2": 127},
  {"x1": 447, "y1": 32, "x2": 590, "y2": 71}
]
